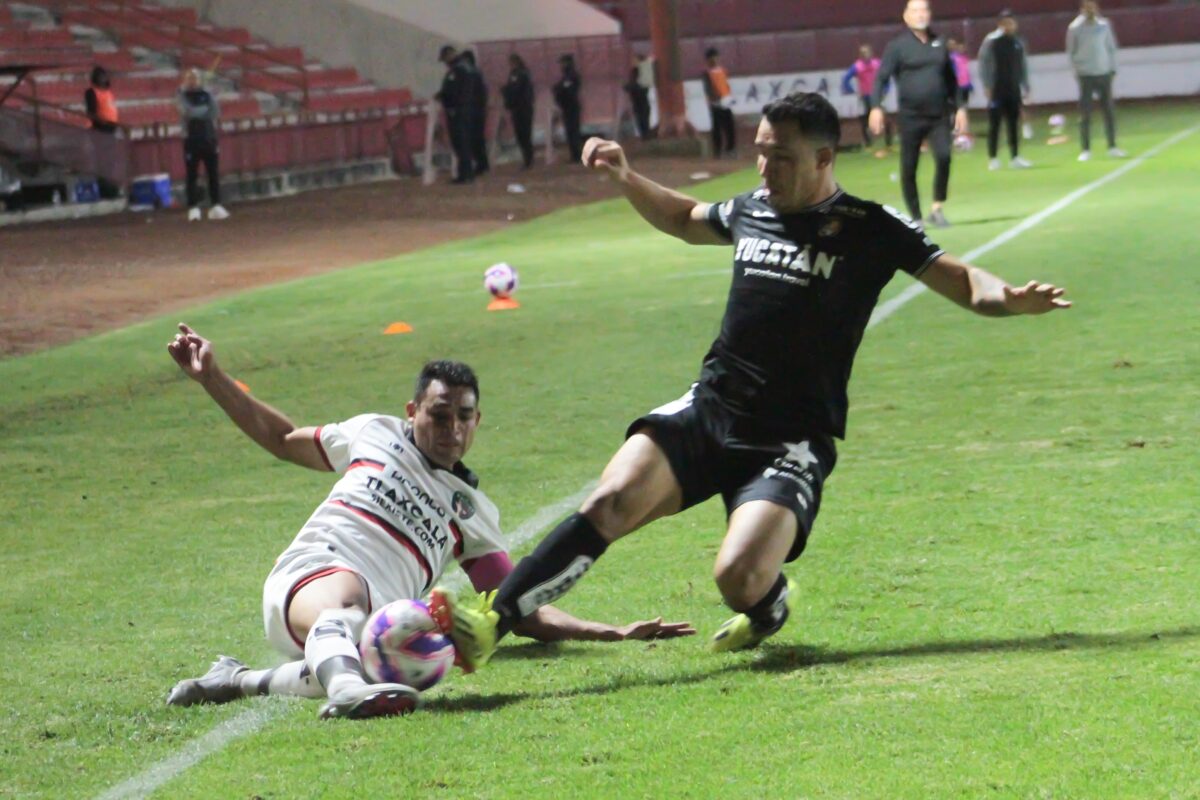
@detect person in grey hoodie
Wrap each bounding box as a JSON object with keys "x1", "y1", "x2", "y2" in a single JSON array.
[
  {"x1": 1066, "y1": 0, "x2": 1125, "y2": 161},
  {"x1": 178, "y1": 69, "x2": 229, "y2": 220}
]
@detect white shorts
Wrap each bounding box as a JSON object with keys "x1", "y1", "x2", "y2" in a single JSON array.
[{"x1": 261, "y1": 546, "x2": 379, "y2": 659}]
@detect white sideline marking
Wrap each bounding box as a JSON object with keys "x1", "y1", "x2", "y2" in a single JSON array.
[
  {"x1": 97, "y1": 126, "x2": 1194, "y2": 800},
  {"x1": 867, "y1": 125, "x2": 1198, "y2": 328},
  {"x1": 94, "y1": 482, "x2": 597, "y2": 800}
]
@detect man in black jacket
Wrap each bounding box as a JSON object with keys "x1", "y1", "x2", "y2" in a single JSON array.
[
  {"x1": 462, "y1": 50, "x2": 490, "y2": 175},
  {"x1": 436, "y1": 46, "x2": 477, "y2": 184},
  {"x1": 178, "y1": 69, "x2": 228, "y2": 221},
  {"x1": 554, "y1": 54, "x2": 583, "y2": 164},
  {"x1": 979, "y1": 10, "x2": 1033, "y2": 171},
  {"x1": 870, "y1": 0, "x2": 967, "y2": 228},
  {"x1": 502, "y1": 54, "x2": 535, "y2": 168}
]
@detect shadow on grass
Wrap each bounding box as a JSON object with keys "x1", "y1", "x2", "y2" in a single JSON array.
[
  {"x1": 950, "y1": 214, "x2": 1026, "y2": 227},
  {"x1": 424, "y1": 625, "x2": 1200, "y2": 713}
]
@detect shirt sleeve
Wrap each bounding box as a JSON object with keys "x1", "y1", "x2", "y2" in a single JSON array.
[
  {"x1": 878, "y1": 204, "x2": 944, "y2": 277},
  {"x1": 705, "y1": 194, "x2": 741, "y2": 242},
  {"x1": 871, "y1": 42, "x2": 898, "y2": 107},
  {"x1": 316, "y1": 414, "x2": 381, "y2": 473}
]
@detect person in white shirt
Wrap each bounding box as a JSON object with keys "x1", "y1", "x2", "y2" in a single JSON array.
[{"x1": 164, "y1": 323, "x2": 693, "y2": 720}]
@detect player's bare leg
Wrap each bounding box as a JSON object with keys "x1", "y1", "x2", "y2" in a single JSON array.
[
  {"x1": 431, "y1": 430, "x2": 683, "y2": 667},
  {"x1": 710, "y1": 500, "x2": 799, "y2": 652}
]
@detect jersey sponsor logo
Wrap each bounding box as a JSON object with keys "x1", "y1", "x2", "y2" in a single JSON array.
[
  {"x1": 363, "y1": 475, "x2": 451, "y2": 552},
  {"x1": 763, "y1": 441, "x2": 820, "y2": 509},
  {"x1": 750, "y1": 209, "x2": 776, "y2": 218},
  {"x1": 818, "y1": 218, "x2": 843, "y2": 238},
  {"x1": 734, "y1": 237, "x2": 840, "y2": 284},
  {"x1": 451, "y1": 491, "x2": 476, "y2": 520}
]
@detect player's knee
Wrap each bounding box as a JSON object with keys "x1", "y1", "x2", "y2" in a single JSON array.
[{"x1": 713, "y1": 554, "x2": 775, "y2": 610}]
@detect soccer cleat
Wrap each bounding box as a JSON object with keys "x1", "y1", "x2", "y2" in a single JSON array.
[
  {"x1": 1078, "y1": 150, "x2": 1092, "y2": 162},
  {"x1": 166, "y1": 655, "x2": 248, "y2": 706},
  {"x1": 925, "y1": 209, "x2": 951, "y2": 228},
  {"x1": 318, "y1": 682, "x2": 419, "y2": 720},
  {"x1": 988, "y1": 158, "x2": 1002, "y2": 171},
  {"x1": 1010, "y1": 156, "x2": 1033, "y2": 169},
  {"x1": 208, "y1": 204, "x2": 230, "y2": 220},
  {"x1": 187, "y1": 207, "x2": 202, "y2": 222},
  {"x1": 710, "y1": 578, "x2": 799, "y2": 653},
  {"x1": 1107, "y1": 147, "x2": 1127, "y2": 158},
  {"x1": 427, "y1": 587, "x2": 499, "y2": 673}
]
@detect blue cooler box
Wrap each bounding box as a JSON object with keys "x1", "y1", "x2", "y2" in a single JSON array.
[
  {"x1": 129, "y1": 173, "x2": 173, "y2": 210},
  {"x1": 74, "y1": 179, "x2": 100, "y2": 203}
]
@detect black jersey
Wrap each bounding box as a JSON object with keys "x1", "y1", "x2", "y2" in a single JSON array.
[{"x1": 700, "y1": 186, "x2": 943, "y2": 441}]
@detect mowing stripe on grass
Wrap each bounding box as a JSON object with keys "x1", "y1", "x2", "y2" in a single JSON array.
[
  {"x1": 868, "y1": 124, "x2": 1198, "y2": 328},
  {"x1": 95, "y1": 125, "x2": 1194, "y2": 800}
]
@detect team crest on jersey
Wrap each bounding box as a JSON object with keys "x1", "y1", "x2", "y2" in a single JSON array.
[
  {"x1": 451, "y1": 491, "x2": 475, "y2": 520},
  {"x1": 818, "y1": 218, "x2": 843, "y2": 238}
]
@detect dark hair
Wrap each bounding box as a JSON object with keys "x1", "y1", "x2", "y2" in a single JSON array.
[
  {"x1": 439, "y1": 45, "x2": 456, "y2": 61},
  {"x1": 90, "y1": 66, "x2": 111, "y2": 87},
  {"x1": 509, "y1": 53, "x2": 527, "y2": 69},
  {"x1": 462, "y1": 49, "x2": 477, "y2": 65},
  {"x1": 414, "y1": 360, "x2": 480, "y2": 403},
  {"x1": 704, "y1": 47, "x2": 719, "y2": 59},
  {"x1": 761, "y1": 92, "x2": 841, "y2": 148},
  {"x1": 559, "y1": 53, "x2": 575, "y2": 64}
]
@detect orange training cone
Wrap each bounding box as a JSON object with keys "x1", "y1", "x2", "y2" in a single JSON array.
[
  {"x1": 487, "y1": 297, "x2": 520, "y2": 311},
  {"x1": 383, "y1": 322, "x2": 414, "y2": 334}
]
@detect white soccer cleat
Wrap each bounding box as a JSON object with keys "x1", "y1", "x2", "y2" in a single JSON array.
[
  {"x1": 187, "y1": 207, "x2": 202, "y2": 222},
  {"x1": 1077, "y1": 150, "x2": 1092, "y2": 162},
  {"x1": 208, "y1": 204, "x2": 230, "y2": 220},
  {"x1": 1010, "y1": 156, "x2": 1033, "y2": 169},
  {"x1": 988, "y1": 158, "x2": 1002, "y2": 171},
  {"x1": 1108, "y1": 147, "x2": 1127, "y2": 158},
  {"x1": 318, "y1": 681, "x2": 420, "y2": 720},
  {"x1": 166, "y1": 655, "x2": 248, "y2": 706}
]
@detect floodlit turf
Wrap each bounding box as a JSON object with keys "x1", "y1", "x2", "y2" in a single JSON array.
[{"x1": 1, "y1": 104, "x2": 1197, "y2": 799}]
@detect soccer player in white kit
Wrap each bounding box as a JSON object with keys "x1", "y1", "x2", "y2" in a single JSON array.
[{"x1": 164, "y1": 324, "x2": 693, "y2": 720}]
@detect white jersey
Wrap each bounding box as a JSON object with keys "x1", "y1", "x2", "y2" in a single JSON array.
[{"x1": 274, "y1": 414, "x2": 506, "y2": 604}]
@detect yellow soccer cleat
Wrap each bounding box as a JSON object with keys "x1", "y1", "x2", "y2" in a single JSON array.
[
  {"x1": 427, "y1": 587, "x2": 499, "y2": 673},
  {"x1": 709, "y1": 578, "x2": 798, "y2": 653}
]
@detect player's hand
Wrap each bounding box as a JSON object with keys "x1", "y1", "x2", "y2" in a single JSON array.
[
  {"x1": 611, "y1": 617, "x2": 696, "y2": 641},
  {"x1": 868, "y1": 107, "x2": 885, "y2": 136},
  {"x1": 167, "y1": 322, "x2": 217, "y2": 381},
  {"x1": 1003, "y1": 281, "x2": 1072, "y2": 315},
  {"x1": 582, "y1": 136, "x2": 629, "y2": 179},
  {"x1": 954, "y1": 108, "x2": 969, "y2": 136}
]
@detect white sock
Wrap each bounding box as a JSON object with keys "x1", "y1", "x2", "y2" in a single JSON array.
[
  {"x1": 239, "y1": 660, "x2": 324, "y2": 699},
  {"x1": 304, "y1": 607, "x2": 369, "y2": 696}
]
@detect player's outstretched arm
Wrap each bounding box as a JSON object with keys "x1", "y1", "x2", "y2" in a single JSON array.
[
  {"x1": 512, "y1": 604, "x2": 696, "y2": 643},
  {"x1": 581, "y1": 136, "x2": 727, "y2": 246},
  {"x1": 918, "y1": 254, "x2": 1072, "y2": 317},
  {"x1": 167, "y1": 323, "x2": 331, "y2": 471}
]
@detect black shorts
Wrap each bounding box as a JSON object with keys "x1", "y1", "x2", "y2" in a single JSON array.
[{"x1": 626, "y1": 386, "x2": 837, "y2": 562}]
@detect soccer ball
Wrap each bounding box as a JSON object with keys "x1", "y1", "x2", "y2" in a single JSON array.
[
  {"x1": 359, "y1": 599, "x2": 455, "y2": 691},
  {"x1": 953, "y1": 133, "x2": 974, "y2": 152},
  {"x1": 484, "y1": 262, "x2": 519, "y2": 298},
  {"x1": 1048, "y1": 113, "x2": 1066, "y2": 133}
]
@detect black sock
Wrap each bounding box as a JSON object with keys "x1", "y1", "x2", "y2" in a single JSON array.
[
  {"x1": 494, "y1": 512, "x2": 609, "y2": 638},
  {"x1": 741, "y1": 573, "x2": 790, "y2": 633}
]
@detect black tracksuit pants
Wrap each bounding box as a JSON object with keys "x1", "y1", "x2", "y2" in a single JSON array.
[
  {"x1": 184, "y1": 139, "x2": 220, "y2": 208},
  {"x1": 898, "y1": 111, "x2": 952, "y2": 221},
  {"x1": 988, "y1": 93, "x2": 1022, "y2": 159},
  {"x1": 510, "y1": 105, "x2": 534, "y2": 168}
]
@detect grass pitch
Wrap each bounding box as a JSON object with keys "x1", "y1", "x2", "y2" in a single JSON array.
[{"x1": 1, "y1": 104, "x2": 1198, "y2": 799}]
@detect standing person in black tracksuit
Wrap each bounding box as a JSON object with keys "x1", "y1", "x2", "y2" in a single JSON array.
[
  {"x1": 502, "y1": 53, "x2": 535, "y2": 169},
  {"x1": 979, "y1": 10, "x2": 1033, "y2": 171},
  {"x1": 462, "y1": 50, "x2": 490, "y2": 175},
  {"x1": 436, "y1": 45, "x2": 477, "y2": 184},
  {"x1": 554, "y1": 53, "x2": 583, "y2": 164},
  {"x1": 178, "y1": 69, "x2": 229, "y2": 221},
  {"x1": 870, "y1": 0, "x2": 968, "y2": 228}
]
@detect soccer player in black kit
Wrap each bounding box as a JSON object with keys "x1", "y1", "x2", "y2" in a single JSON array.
[{"x1": 431, "y1": 92, "x2": 1071, "y2": 669}]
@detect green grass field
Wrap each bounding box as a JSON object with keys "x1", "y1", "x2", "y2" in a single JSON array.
[{"x1": 2, "y1": 104, "x2": 1198, "y2": 799}]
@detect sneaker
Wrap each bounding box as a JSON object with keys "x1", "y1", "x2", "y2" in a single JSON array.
[
  {"x1": 1078, "y1": 150, "x2": 1092, "y2": 162},
  {"x1": 710, "y1": 578, "x2": 799, "y2": 653},
  {"x1": 1022, "y1": 122, "x2": 1034, "y2": 140},
  {"x1": 208, "y1": 204, "x2": 230, "y2": 220},
  {"x1": 187, "y1": 207, "x2": 202, "y2": 222},
  {"x1": 166, "y1": 655, "x2": 248, "y2": 706},
  {"x1": 1108, "y1": 147, "x2": 1127, "y2": 158},
  {"x1": 318, "y1": 682, "x2": 419, "y2": 720},
  {"x1": 988, "y1": 158, "x2": 1002, "y2": 171},
  {"x1": 427, "y1": 587, "x2": 499, "y2": 673},
  {"x1": 1010, "y1": 156, "x2": 1033, "y2": 169},
  {"x1": 925, "y1": 208, "x2": 951, "y2": 228}
]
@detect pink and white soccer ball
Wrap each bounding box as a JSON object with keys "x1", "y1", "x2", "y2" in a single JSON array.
[
  {"x1": 359, "y1": 599, "x2": 455, "y2": 691},
  {"x1": 953, "y1": 133, "x2": 974, "y2": 152},
  {"x1": 484, "y1": 262, "x2": 519, "y2": 298},
  {"x1": 1048, "y1": 113, "x2": 1066, "y2": 130}
]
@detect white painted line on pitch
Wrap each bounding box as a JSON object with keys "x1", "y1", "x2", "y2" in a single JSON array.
[
  {"x1": 867, "y1": 124, "x2": 1198, "y2": 329},
  {"x1": 97, "y1": 125, "x2": 1194, "y2": 800},
  {"x1": 94, "y1": 482, "x2": 596, "y2": 800}
]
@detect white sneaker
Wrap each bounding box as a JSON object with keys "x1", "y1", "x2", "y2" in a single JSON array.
[
  {"x1": 1010, "y1": 156, "x2": 1033, "y2": 169},
  {"x1": 1022, "y1": 122, "x2": 1034, "y2": 140},
  {"x1": 318, "y1": 681, "x2": 420, "y2": 720},
  {"x1": 187, "y1": 207, "x2": 202, "y2": 222},
  {"x1": 208, "y1": 204, "x2": 230, "y2": 220},
  {"x1": 1108, "y1": 147, "x2": 1127, "y2": 158},
  {"x1": 988, "y1": 158, "x2": 1002, "y2": 171},
  {"x1": 1078, "y1": 151, "x2": 1092, "y2": 162}
]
